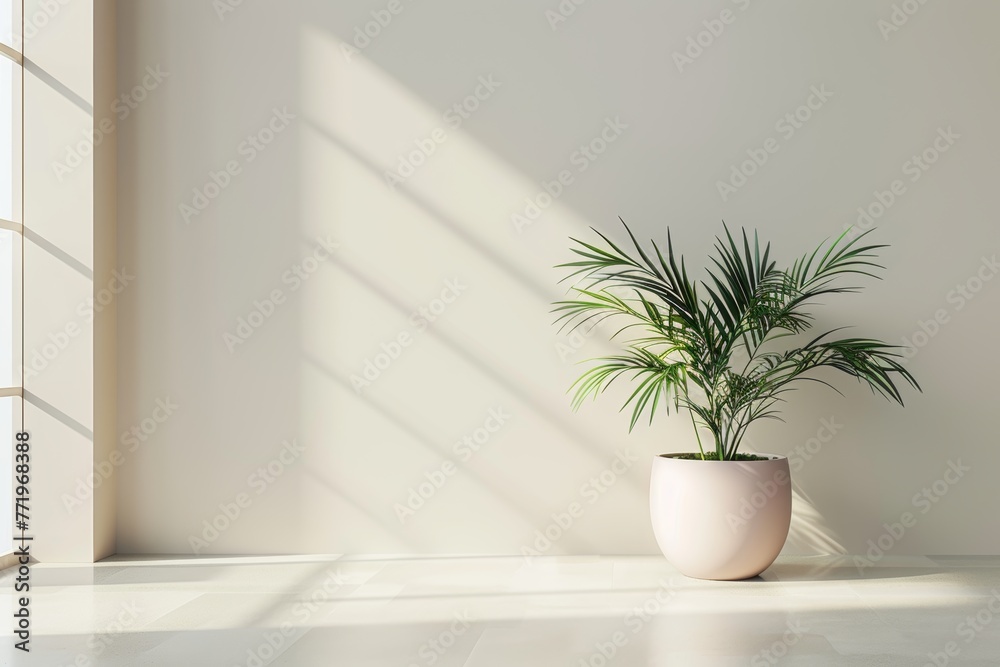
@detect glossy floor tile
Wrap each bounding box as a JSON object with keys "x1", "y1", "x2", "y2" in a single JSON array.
[{"x1": 2, "y1": 554, "x2": 999, "y2": 665}]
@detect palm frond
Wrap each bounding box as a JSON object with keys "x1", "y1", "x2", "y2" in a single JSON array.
[{"x1": 554, "y1": 220, "x2": 920, "y2": 459}]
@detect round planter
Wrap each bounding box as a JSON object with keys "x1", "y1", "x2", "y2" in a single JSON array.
[{"x1": 649, "y1": 453, "x2": 791, "y2": 580}]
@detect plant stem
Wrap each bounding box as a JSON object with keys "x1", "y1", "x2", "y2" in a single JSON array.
[{"x1": 687, "y1": 409, "x2": 706, "y2": 461}]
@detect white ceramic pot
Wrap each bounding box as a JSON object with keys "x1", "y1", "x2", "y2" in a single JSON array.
[{"x1": 649, "y1": 454, "x2": 792, "y2": 580}]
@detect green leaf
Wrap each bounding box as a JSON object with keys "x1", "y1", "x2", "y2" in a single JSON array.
[{"x1": 554, "y1": 221, "x2": 920, "y2": 458}]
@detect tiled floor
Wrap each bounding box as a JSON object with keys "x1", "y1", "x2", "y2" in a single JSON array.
[{"x1": 2, "y1": 554, "x2": 999, "y2": 665}]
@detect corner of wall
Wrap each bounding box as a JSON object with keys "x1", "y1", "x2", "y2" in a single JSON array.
[{"x1": 93, "y1": 0, "x2": 118, "y2": 562}]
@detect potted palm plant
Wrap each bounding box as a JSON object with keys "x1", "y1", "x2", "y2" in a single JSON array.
[{"x1": 554, "y1": 221, "x2": 919, "y2": 580}]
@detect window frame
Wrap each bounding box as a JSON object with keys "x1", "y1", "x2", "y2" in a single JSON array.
[{"x1": 0, "y1": 0, "x2": 23, "y2": 559}]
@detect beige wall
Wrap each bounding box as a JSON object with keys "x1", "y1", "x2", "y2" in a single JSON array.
[
  {"x1": 92, "y1": 0, "x2": 117, "y2": 562},
  {"x1": 24, "y1": 0, "x2": 116, "y2": 562},
  {"x1": 116, "y1": 0, "x2": 1000, "y2": 556}
]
